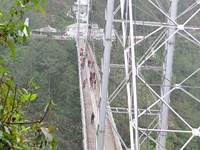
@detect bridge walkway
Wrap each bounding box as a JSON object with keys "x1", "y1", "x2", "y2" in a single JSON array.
[{"x1": 78, "y1": 38, "x2": 118, "y2": 150}]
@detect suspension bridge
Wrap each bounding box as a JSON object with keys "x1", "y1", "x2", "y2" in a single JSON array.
[{"x1": 31, "y1": 0, "x2": 200, "y2": 149}]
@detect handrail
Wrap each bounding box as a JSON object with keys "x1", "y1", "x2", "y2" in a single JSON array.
[
  {"x1": 77, "y1": 39, "x2": 87, "y2": 150},
  {"x1": 107, "y1": 106, "x2": 123, "y2": 150}
]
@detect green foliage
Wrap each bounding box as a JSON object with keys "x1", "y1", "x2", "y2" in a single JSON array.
[
  {"x1": 0, "y1": 0, "x2": 58, "y2": 149},
  {"x1": 0, "y1": 73, "x2": 56, "y2": 149},
  {"x1": 25, "y1": 0, "x2": 74, "y2": 29},
  {"x1": 6, "y1": 39, "x2": 82, "y2": 149},
  {"x1": 0, "y1": 0, "x2": 46, "y2": 50}
]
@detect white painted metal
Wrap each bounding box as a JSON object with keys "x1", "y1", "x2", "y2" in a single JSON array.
[
  {"x1": 76, "y1": 1, "x2": 87, "y2": 150},
  {"x1": 76, "y1": 0, "x2": 80, "y2": 46},
  {"x1": 157, "y1": 0, "x2": 179, "y2": 149},
  {"x1": 96, "y1": 0, "x2": 115, "y2": 149},
  {"x1": 86, "y1": 0, "x2": 90, "y2": 41},
  {"x1": 100, "y1": 0, "x2": 200, "y2": 149},
  {"x1": 129, "y1": 0, "x2": 139, "y2": 149}
]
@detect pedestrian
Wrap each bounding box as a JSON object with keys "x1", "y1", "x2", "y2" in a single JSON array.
[
  {"x1": 92, "y1": 72, "x2": 95, "y2": 78},
  {"x1": 91, "y1": 60, "x2": 95, "y2": 68},
  {"x1": 83, "y1": 79, "x2": 87, "y2": 89},
  {"x1": 80, "y1": 48, "x2": 83, "y2": 52},
  {"x1": 80, "y1": 51, "x2": 83, "y2": 56},
  {"x1": 93, "y1": 79, "x2": 96, "y2": 89},
  {"x1": 88, "y1": 59, "x2": 91, "y2": 67},
  {"x1": 90, "y1": 73, "x2": 94, "y2": 86},
  {"x1": 91, "y1": 67, "x2": 95, "y2": 72},
  {"x1": 80, "y1": 59, "x2": 84, "y2": 69},
  {"x1": 89, "y1": 73, "x2": 93, "y2": 86},
  {"x1": 82, "y1": 55, "x2": 85, "y2": 63},
  {"x1": 91, "y1": 112, "x2": 95, "y2": 124}
]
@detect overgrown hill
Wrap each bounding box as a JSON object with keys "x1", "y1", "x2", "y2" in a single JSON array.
[
  {"x1": 6, "y1": 39, "x2": 82, "y2": 149},
  {"x1": 26, "y1": 0, "x2": 75, "y2": 29},
  {"x1": 1, "y1": 0, "x2": 82, "y2": 149}
]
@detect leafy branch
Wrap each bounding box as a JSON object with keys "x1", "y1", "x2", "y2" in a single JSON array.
[
  {"x1": 0, "y1": 0, "x2": 46, "y2": 58},
  {"x1": 0, "y1": 0, "x2": 57, "y2": 149},
  {"x1": 0, "y1": 73, "x2": 56, "y2": 149},
  {"x1": 5, "y1": 99, "x2": 55, "y2": 125}
]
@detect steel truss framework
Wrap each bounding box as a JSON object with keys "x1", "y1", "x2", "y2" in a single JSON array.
[{"x1": 98, "y1": 0, "x2": 200, "y2": 150}]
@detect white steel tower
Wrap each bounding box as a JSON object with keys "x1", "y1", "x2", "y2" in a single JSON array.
[{"x1": 98, "y1": 0, "x2": 200, "y2": 149}]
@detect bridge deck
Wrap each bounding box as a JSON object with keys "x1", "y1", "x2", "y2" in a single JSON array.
[{"x1": 78, "y1": 38, "x2": 117, "y2": 150}]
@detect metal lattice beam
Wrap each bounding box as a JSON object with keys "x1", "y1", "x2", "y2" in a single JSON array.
[{"x1": 98, "y1": 0, "x2": 200, "y2": 149}]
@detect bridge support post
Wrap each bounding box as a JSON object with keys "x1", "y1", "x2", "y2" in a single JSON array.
[
  {"x1": 97, "y1": 0, "x2": 115, "y2": 149},
  {"x1": 157, "y1": 0, "x2": 179, "y2": 149}
]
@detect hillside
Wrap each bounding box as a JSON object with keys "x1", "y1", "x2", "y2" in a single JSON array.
[
  {"x1": 6, "y1": 39, "x2": 82, "y2": 149},
  {"x1": 26, "y1": 0, "x2": 75, "y2": 29},
  {"x1": 1, "y1": 0, "x2": 82, "y2": 149}
]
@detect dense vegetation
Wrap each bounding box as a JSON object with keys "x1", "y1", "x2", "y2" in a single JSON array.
[
  {"x1": 0, "y1": 0, "x2": 58, "y2": 149},
  {"x1": 5, "y1": 39, "x2": 82, "y2": 149},
  {"x1": 26, "y1": 0, "x2": 74, "y2": 29},
  {"x1": 1, "y1": 0, "x2": 82, "y2": 149}
]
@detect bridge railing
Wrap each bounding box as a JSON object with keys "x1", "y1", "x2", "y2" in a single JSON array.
[
  {"x1": 77, "y1": 40, "x2": 87, "y2": 150},
  {"x1": 87, "y1": 41, "x2": 122, "y2": 150},
  {"x1": 107, "y1": 107, "x2": 123, "y2": 150}
]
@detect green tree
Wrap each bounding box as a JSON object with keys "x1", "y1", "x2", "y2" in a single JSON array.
[
  {"x1": 0, "y1": 0, "x2": 56, "y2": 149},
  {"x1": 7, "y1": 39, "x2": 82, "y2": 149}
]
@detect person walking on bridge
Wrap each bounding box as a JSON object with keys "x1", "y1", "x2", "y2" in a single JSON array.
[
  {"x1": 90, "y1": 72, "x2": 95, "y2": 88},
  {"x1": 80, "y1": 48, "x2": 83, "y2": 52},
  {"x1": 82, "y1": 78, "x2": 87, "y2": 89},
  {"x1": 91, "y1": 112, "x2": 95, "y2": 124},
  {"x1": 91, "y1": 60, "x2": 95, "y2": 68},
  {"x1": 93, "y1": 79, "x2": 96, "y2": 90},
  {"x1": 88, "y1": 59, "x2": 91, "y2": 67}
]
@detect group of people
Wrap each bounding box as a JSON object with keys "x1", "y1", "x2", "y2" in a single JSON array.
[
  {"x1": 80, "y1": 47, "x2": 97, "y2": 90},
  {"x1": 79, "y1": 47, "x2": 96, "y2": 124},
  {"x1": 88, "y1": 58, "x2": 96, "y2": 90},
  {"x1": 79, "y1": 48, "x2": 87, "y2": 70}
]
